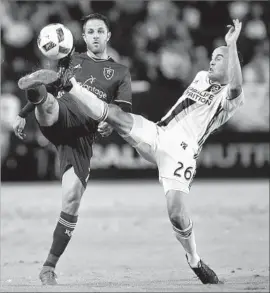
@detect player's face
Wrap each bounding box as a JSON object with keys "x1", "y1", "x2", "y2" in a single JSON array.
[
  {"x1": 208, "y1": 46, "x2": 228, "y2": 83},
  {"x1": 83, "y1": 19, "x2": 111, "y2": 54}
]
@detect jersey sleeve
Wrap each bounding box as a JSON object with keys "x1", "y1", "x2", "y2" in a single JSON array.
[
  {"x1": 221, "y1": 85, "x2": 244, "y2": 112},
  {"x1": 113, "y1": 69, "x2": 132, "y2": 112}
]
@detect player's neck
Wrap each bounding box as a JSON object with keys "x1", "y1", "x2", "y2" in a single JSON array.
[
  {"x1": 209, "y1": 77, "x2": 228, "y2": 86},
  {"x1": 87, "y1": 50, "x2": 108, "y2": 60}
]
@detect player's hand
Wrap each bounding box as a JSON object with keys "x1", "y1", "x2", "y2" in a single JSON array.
[
  {"x1": 13, "y1": 115, "x2": 26, "y2": 140},
  {"x1": 225, "y1": 19, "x2": 242, "y2": 46},
  {"x1": 98, "y1": 121, "x2": 113, "y2": 137}
]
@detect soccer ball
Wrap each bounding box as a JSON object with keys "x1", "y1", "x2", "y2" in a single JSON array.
[{"x1": 37, "y1": 23, "x2": 74, "y2": 60}]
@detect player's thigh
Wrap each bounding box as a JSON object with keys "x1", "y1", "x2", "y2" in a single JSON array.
[
  {"x1": 35, "y1": 93, "x2": 59, "y2": 127},
  {"x1": 157, "y1": 139, "x2": 196, "y2": 195},
  {"x1": 61, "y1": 167, "x2": 85, "y2": 214},
  {"x1": 123, "y1": 114, "x2": 158, "y2": 165}
]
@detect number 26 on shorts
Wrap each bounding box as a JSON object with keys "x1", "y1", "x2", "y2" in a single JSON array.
[{"x1": 173, "y1": 161, "x2": 193, "y2": 181}]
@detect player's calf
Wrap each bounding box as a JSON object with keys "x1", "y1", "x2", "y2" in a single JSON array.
[
  {"x1": 41, "y1": 168, "x2": 84, "y2": 280},
  {"x1": 34, "y1": 93, "x2": 59, "y2": 127},
  {"x1": 166, "y1": 189, "x2": 190, "y2": 230},
  {"x1": 61, "y1": 167, "x2": 85, "y2": 215},
  {"x1": 18, "y1": 70, "x2": 60, "y2": 126},
  {"x1": 166, "y1": 190, "x2": 200, "y2": 262}
]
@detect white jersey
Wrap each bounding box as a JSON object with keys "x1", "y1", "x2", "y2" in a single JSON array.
[{"x1": 157, "y1": 71, "x2": 244, "y2": 157}]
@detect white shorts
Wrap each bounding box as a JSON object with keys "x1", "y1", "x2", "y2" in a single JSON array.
[{"x1": 122, "y1": 114, "x2": 197, "y2": 194}]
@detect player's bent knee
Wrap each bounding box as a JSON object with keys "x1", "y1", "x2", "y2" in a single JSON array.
[
  {"x1": 166, "y1": 190, "x2": 190, "y2": 230},
  {"x1": 169, "y1": 211, "x2": 190, "y2": 231}
]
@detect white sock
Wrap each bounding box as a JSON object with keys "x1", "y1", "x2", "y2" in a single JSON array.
[
  {"x1": 173, "y1": 222, "x2": 200, "y2": 267},
  {"x1": 69, "y1": 79, "x2": 108, "y2": 121}
]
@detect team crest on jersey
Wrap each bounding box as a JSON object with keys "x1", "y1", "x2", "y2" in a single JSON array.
[
  {"x1": 103, "y1": 67, "x2": 114, "y2": 80},
  {"x1": 209, "y1": 84, "x2": 222, "y2": 93}
]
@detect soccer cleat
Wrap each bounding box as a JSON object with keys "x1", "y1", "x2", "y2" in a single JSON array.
[
  {"x1": 18, "y1": 69, "x2": 59, "y2": 90},
  {"x1": 186, "y1": 254, "x2": 220, "y2": 284},
  {"x1": 39, "y1": 266, "x2": 58, "y2": 285}
]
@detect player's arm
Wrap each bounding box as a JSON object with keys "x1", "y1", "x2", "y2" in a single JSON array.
[
  {"x1": 13, "y1": 101, "x2": 35, "y2": 139},
  {"x1": 113, "y1": 69, "x2": 132, "y2": 113},
  {"x1": 226, "y1": 19, "x2": 243, "y2": 99}
]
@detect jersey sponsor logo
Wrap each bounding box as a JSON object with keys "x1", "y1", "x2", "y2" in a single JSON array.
[
  {"x1": 84, "y1": 75, "x2": 96, "y2": 85},
  {"x1": 77, "y1": 75, "x2": 107, "y2": 100},
  {"x1": 185, "y1": 86, "x2": 215, "y2": 105},
  {"x1": 103, "y1": 67, "x2": 114, "y2": 80},
  {"x1": 78, "y1": 82, "x2": 107, "y2": 100}
]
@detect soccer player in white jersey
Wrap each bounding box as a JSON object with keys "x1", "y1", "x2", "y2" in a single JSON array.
[{"x1": 19, "y1": 19, "x2": 243, "y2": 284}]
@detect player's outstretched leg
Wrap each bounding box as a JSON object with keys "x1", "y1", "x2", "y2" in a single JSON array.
[
  {"x1": 166, "y1": 189, "x2": 220, "y2": 284},
  {"x1": 68, "y1": 78, "x2": 134, "y2": 135}
]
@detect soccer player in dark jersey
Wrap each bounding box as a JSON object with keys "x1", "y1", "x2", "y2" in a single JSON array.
[{"x1": 13, "y1": 13, "x2": 132, "y2": 285}]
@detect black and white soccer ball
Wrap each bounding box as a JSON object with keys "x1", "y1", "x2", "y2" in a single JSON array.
[{"x1": 37, "y1": 23, "x2": 74, "y2": 60}]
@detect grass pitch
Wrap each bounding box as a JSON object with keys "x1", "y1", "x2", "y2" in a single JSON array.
[{"x1": 1, "y1": 180, "x2": 269, "y2": 292}]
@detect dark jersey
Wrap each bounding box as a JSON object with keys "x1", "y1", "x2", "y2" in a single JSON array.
[{"x1": 69, "y1": 52, "x2": 132, "y2": 110}]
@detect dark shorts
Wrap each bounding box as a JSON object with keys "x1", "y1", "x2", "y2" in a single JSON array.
[{"x1": 39, "y1": 93, "x2": 97, "y2": 188}]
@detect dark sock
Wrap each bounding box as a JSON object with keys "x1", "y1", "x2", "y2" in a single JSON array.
[
  {"x1": 27, "y1": 85, "x2": 48, "y2": 105},
  {"x1": 43, "y1": 211, "x2": 78, "y2": 268}
]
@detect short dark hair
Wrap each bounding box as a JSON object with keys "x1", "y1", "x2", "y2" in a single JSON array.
[{"x1": 81, "y1": 13, "x2": 110, "y2": 32}]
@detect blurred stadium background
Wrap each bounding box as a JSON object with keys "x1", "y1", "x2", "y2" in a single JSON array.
[{"x1": 1, "y1": 0, "x2": 269, "y2": 181}]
